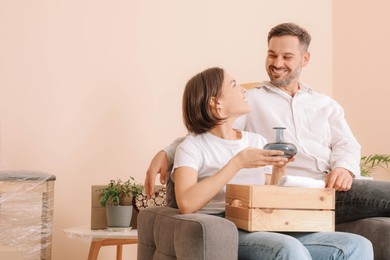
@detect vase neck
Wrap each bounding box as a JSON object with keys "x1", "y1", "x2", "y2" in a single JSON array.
[{"x1": 274, "y1": 127, "x2": 285, "y2": 143}]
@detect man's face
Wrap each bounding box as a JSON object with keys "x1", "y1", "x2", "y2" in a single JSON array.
[{"x1": 265, "y1": 35, "x2": 309, "y2": 88}]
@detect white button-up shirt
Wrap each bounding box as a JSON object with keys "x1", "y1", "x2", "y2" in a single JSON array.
[{"x1": 234, "y1": 81, "x2": 361, "y2": 180}]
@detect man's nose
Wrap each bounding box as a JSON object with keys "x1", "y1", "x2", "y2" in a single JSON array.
[{"x1": 272, "y1": 56, "x2": 284, "y2": 67}]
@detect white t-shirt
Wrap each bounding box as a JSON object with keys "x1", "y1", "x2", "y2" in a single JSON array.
[{"x1": 172, "y1": 131, "x2": 270, "y2": 214}]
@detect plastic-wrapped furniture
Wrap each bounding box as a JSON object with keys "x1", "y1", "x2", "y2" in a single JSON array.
[{"x1": 0, "y1": 171, "x2": 56, "y2": 260}]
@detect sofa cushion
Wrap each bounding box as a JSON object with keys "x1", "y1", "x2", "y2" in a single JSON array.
[
  {"x1": 336, "y1": 217, "x2": 390, "y2": 260},
  {"x1": 137, "y1": 207, "x2": 238, "y2": 260}
]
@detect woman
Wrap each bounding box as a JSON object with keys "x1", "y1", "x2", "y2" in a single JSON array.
[{"x1": 171, "y1": 67, "x2": 373, "y2": 260}]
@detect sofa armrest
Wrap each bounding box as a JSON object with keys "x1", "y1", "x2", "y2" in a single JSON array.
[
  {"x1": 336, "y1": 217, "x2": 390, "y2": 260},
  {"x1": 137, "y1": 207, "x2": 238, "y2": 260}
]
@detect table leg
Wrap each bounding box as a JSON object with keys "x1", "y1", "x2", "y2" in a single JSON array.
[
  {"x1": 116, "y1": 245, "x2": 123, "y2": 260},
  {"x1": 88, "y1": 238, "x2": 137, "y2": 260},
  {"x1": 88, "y1": 240, "x2": 103, "y2": 260}
]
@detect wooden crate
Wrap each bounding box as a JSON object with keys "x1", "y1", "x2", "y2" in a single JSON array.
[{"x1": 225, "y1": 184, "x2": 335, "y2": 232}]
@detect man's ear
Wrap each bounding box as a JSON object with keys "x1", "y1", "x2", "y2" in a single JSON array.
[{"x1": 302, "y1": 51, "x2": 310, "y2": 67}]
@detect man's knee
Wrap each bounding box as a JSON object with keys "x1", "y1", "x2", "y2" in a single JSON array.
[{"x1": 305, "y1": 232, "x2": 373, "y2": 260}]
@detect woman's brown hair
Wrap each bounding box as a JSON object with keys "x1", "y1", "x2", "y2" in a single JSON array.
[{"x1": 182, "y1": 67, "x2": 225, "y2": 135}]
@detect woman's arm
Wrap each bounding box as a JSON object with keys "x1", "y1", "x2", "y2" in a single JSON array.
[
  {"x1": 174, "y1": 148, "x2": 287, "y2": 214},
  {"x1": 174, "y1": 162, "x2": 240, "y2": 214}
]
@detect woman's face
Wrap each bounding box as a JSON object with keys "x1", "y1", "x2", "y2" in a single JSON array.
[{"x1": 215, "y1": 73, "x2": 250, "y2": 118}]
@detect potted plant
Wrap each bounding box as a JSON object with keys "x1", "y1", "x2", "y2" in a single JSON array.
[
  {"x1": 99, "y1": 177, "x2": 143, "y2": 228},
  {"x1": 360, "y1": 154, "x2": 390, "y2": 177}
]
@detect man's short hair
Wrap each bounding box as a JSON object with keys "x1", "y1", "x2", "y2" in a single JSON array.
[{"x1": 268, "y1": 23, "x2": 311, "y2": 52}]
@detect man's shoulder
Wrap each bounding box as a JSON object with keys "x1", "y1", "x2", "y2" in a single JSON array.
[
  {"x1": 298, "y1": 82, "x2": 339, "y2": 103},
  {"x1": 308, "y1": 90, "x2": 339, "y2": 104}
]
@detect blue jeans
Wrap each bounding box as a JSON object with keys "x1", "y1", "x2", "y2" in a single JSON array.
[
  {"x1": 238, "y1": 230, "x2": 373, "y2": 260},
  {"x1": 336, "y1": 179, "x2": 390, "y2": 224}
]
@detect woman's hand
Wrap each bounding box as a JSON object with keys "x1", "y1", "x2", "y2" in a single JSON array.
[{"x1": 233, "y1": 147, "x2": 288, "y2": 169}]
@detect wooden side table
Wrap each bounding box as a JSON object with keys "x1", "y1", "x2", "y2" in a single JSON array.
[{"x1": 64, "y1": 225, "x2": 138, "y2": 260}]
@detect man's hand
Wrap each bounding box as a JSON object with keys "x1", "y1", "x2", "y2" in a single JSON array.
[
  {"x1": 325, "y1": 167, "x2": 354, "y2": 191},
  {"x1": 144, "y1": 150, "x2": 169, "y2": 198}
]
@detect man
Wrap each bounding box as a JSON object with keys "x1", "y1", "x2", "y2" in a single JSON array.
[
  {"x1": 236, "y1": 23, "x2": 359, "y2": 192},
  {"x1": 145, "y1": 23, "x2": 389, "y2": 224}
]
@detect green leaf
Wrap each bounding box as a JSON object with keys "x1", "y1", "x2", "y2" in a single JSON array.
[
  {"x1": 99, "y1": 176, "x2": 144, "y2": 207},
  {"x1": 360, "y1": 154, "x2": 390, "y2": 177}
]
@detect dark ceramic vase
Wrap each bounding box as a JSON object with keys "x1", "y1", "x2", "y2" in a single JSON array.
[{"x1": 264, "y1": 127, "x2": 297, "y2": 158}]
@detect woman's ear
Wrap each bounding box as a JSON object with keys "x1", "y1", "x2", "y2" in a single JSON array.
[{"x1": 210, "y1": 97, "x2": 221, "y2": 109}]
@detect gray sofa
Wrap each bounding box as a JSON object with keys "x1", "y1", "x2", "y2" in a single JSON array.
[
  {"x1": 137, "y1": 179, "x2": 390, "y2": 260},
  {"x1": 336, "y1": 217, "x2": 390, "y2": 260}
]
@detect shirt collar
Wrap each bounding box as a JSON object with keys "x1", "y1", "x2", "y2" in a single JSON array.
[{"x1": 259, "y1": 81, "x2": 313, "y2": 95}]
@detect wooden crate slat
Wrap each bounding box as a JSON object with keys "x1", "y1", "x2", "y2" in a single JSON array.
[
  {"x1": 226, "y1": 185, "x2": 334, "y2": 210},
  {"x1": 251, "y1": 208, "x2": 334, "y2": 232},
  {"x1": 226, "y1": 205, "x2": 334, "y2": 232}
]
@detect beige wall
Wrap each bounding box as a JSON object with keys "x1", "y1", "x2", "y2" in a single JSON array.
[
  {"x1": 0, "y1": 1, "x2": 333, "y2": 259},
  {"x1": 333, "y1": 0, "x2": 390, "y2": 180}
]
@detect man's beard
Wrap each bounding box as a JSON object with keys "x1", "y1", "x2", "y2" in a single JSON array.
[
  {"x1": 270, "y1": 77, "x2": 292, "y2": 87},
  {"x1": 268, "y1": 66, "x2": 301, "y2": 87}
]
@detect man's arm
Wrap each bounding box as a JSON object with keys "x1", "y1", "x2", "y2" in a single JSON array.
[
  {"x1": 144, "y1": 136, "x2": 185, "y2": 197},
  {"x1": 327, "y1": 102, "x2": 361, "y2": 191}
]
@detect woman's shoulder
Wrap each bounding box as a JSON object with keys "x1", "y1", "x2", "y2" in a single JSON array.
[
  {"x1": 179, "y1": 133, "x2": 207, "y2": 148},
  {"x1": 180, "y1": 134, "x2": 198, "y2": 145}
]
